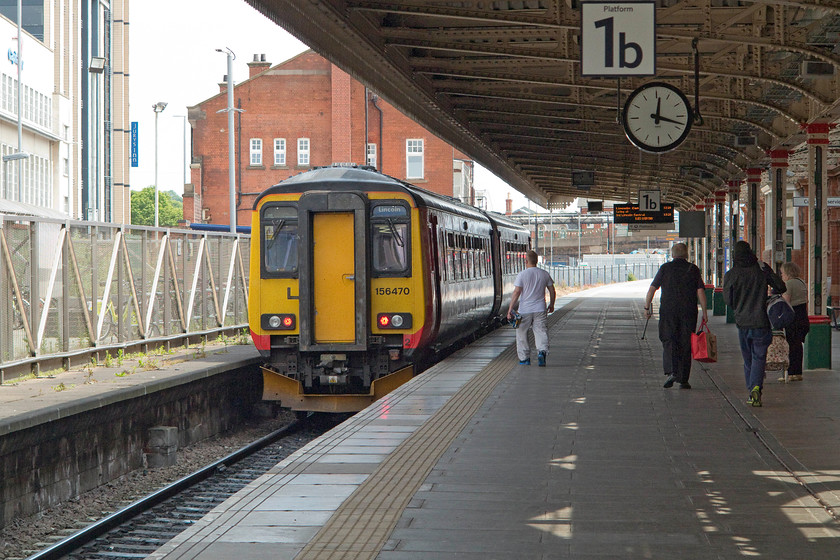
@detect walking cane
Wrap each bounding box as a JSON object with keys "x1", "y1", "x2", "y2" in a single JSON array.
[{"x1": 641, "y1": 314, "x2": 650, "y2": 340}]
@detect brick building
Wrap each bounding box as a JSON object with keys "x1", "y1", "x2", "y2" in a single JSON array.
[{"x1": 184, "y1": 50, "x2": 475, "y2": 227}]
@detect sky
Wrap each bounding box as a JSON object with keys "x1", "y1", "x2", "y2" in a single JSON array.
[{"x1": 128, "y1": 0, "x2": 537, "y2": 214}]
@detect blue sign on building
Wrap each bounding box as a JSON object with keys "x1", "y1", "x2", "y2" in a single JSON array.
[{"x1": 130, "y1": 121, "x2": 138, "y2": 167}]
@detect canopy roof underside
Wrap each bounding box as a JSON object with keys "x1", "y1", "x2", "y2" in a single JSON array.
[{"x1": 248, "y1": 0, "x2": 840, "y2": 209}]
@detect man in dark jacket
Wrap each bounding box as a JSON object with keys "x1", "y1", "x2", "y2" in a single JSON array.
[
  {"x1": 723, "y1": 240, "x2": 786, "y2": 407},
  {"x1": 644, "y1": 243, "x2": 707, "y2": 389}
]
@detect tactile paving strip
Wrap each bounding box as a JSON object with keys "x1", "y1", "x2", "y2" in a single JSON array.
[{"x1": 296, "y1": 302, "x2": 580, "y2": 559}]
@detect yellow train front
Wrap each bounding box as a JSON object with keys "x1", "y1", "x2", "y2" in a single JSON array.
[{"x1": 249, "y1": 165, "x2": 527, "y2": 413}]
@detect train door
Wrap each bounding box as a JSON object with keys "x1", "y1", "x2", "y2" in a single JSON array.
[
  {"x1": 298, "y1": 191, "x2": 368, "y2": 352},
  {"x1": 313, "y1": 212, "x2": 355, "y2": 342},
  {"x1": 428, "y1": 213, "x2": 442, "y2": 338}
]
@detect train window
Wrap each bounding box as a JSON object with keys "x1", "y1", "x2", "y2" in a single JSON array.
[
  {"x1": 261, "y1": 205, "x2": 298, "y2": 277},
  {"x1": 371, "y1": 202, "x2": 411, "y2": 277}
]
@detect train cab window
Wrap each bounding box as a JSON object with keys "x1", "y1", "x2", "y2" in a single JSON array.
[
  {"x1": 371, "y1": 203, "x2": 411, "y2": 277},
  {"x1": 261, "y1": 205, "x2": 298, "y2": 277}
]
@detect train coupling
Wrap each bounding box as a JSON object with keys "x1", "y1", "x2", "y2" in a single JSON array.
[{"x1": 317, "y1": 354, "x2": 349, "y2": 386}]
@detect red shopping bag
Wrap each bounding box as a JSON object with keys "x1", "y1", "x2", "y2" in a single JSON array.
[{"x1": 691, "y1": 319, "x2": 718, "y2": 363}]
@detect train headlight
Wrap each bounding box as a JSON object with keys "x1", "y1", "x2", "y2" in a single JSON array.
[
  {"x1": 261, "y1": 313, "x2": 296, "y2": 330},
  {"x1": 376, "y1": 313, "x2": 412, "y2": 329}
]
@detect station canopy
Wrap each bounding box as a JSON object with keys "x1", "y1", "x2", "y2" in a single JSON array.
[{"x1": 249, "y1": 0, "x2": 840, "y2": 210}]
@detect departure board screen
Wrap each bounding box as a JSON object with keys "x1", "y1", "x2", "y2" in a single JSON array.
[{"x1": 613, "y1": 203, "x2": 674, "y2": 224}]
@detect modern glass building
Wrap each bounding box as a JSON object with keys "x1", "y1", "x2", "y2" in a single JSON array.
[{"x1": 0, "y1": 0, "x2": 130, "y2": 222}]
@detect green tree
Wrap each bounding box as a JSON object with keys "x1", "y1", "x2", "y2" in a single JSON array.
[{"x1": 130, "y1": 186, "x2": 183, "y2": 226}]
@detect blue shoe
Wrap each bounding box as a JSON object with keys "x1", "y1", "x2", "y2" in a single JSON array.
[
  {"x1": 519, "y1": 359, "x2": 531, "y2": 365},
  {"x1": 537, "y1": 351, "x2": 546, "y2": 367}
]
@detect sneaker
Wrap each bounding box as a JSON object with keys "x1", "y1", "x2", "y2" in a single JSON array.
[
  {"x1": 777, "y1": 375, "x2": 788, "y2": 383},
  {"x1": 663, "y1": 375, "x2": 676, "y2": 388},
  {"x1": 537, "y1": 351, "x2": 546, "y2": 367},
  {"x1": 750, "y1": 386, "x2": 762, "y2": 407},
  {"x1": 789, "y1": 375, "x2": 803, "y2": 382},
  {"x1": 679, "y1": 382, "x2": 692, "y2": 389},
  {"x1": 519, "y1": 359, "x2": 531, "y2": 365}
]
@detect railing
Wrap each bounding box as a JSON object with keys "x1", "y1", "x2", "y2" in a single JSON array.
[
  {"x1": 0, "y1": 216, "x2": 250, "y2": 378},
  {"x1": 541, "y1": 261, "x2": 662, "y2": 288}
]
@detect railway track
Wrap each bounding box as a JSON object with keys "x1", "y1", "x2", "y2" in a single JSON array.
[{"x1": 24, "y1": 414, "x2": 346, "y2": 560}]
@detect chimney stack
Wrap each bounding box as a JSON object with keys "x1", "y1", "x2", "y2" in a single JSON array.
[
  {"x1": 248, "y1": 53, "x2": 271, "y2": 78},
  {"x1": 505, "y1": 193, "x2": 512, "y2": 215}
]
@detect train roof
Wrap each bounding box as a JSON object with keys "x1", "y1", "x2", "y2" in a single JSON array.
[
  {"x1": 253, "y1": 166, "x2": 404, "y2": 207},
  {"x1": 253, "y1": 165, "x2": 490, "y2": 223},
  {"x1": 483, "y1": 210, "x2": 528, "y2": 232}
]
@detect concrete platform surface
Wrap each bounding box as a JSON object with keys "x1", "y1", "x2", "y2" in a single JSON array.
[
  {"x1": 0, "y1": 343, "x2": 261, "y2": 436},
  {"x1": 138, "y1": 280, "x2": 840, "y2": 560}
]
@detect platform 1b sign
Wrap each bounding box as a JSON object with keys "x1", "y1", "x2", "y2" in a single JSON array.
[{"x1": 581, "y1": 1, "x2": 656, "y2": 76}]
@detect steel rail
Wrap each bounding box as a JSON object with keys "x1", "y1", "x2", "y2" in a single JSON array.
[{"x1": 24, "y1": 417, "x2": 307, "y2": 560}]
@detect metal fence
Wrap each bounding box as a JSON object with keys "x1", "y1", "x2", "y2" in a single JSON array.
[
  {"x1": 0, "y1": 215, "x2": 659, "y2": 376},
  {"x1": 0, "y1": 216, "x2": 249, "y2": 374},
  {"x1": 542, "y1": 261, "x2": 662, "y2": 288}
]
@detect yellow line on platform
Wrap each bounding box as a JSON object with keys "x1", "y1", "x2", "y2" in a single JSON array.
[{"x1": 296, "y1": 300, "x2": 580, "y2": 560}]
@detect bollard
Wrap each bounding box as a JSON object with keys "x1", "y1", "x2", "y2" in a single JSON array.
[
  {"x1": 146, "y1": 426, "x2": 179, "y2": 468},
  {"x1": 713, "y1": 287, "x2": 726, "y2": 316},
  {"x1": 704, "y1": 284, "x2": 714, "y2": 310},
  {"x1": 804, "y1": 315, "x2": 831, "y2": 370}
]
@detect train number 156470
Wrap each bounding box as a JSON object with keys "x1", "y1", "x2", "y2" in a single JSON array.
[{"x1": 375, "y1": 287, "x2": 410, "y2": 296}]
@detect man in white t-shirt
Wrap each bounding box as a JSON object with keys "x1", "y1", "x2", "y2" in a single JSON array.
[{"x1": 507, "y1": 250, "x2": 556, "y2": 366}]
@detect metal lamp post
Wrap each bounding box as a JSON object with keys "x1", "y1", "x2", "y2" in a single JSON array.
[
  {"x1": 216, "y1": 47, "x2": 241, "y2": 233},
  {"x1": 152, "y1": 101, "x2": 168, "y2": 227}
]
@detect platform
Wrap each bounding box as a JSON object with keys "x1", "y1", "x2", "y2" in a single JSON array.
[{"x1": 145, "y1": 281, "x2": 838, "y2": 558}]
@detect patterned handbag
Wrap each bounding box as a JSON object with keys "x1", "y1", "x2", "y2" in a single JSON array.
[{"x1": 765, "y1": 331, "x2": 789, "y2": 372}]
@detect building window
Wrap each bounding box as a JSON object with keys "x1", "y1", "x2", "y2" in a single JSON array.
[
  {"x1": 274, "y1": 138, "x2": 285, "y2": 166},
  {"x1": 367, "y1": 143, "x2": 377, "y2": 168},
  {"x1": 0, "y1": 1, "x2": 44, "y2": 41},
  {"x1": 250, "y1": 138, "x2": 262, "y2": 166},
  {"x1": 298, "y1": 138, "x2": 310, "y2": 166},
  {"x1": 406, "y1": 139, "x2": 423, "y2": 179},
  {"x1": 63, "y1": 157, "x2": 69, "y2": 176}
]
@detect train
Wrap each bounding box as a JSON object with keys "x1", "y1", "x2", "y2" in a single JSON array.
[{"x1": 248, "y1": 165, "x2": 530, "y2": 413}]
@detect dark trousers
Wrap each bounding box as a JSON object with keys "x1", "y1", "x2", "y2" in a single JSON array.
[
  {"x1": 785, "y1": 304, "x2": 810, "y2": 376},
  {"x1": 659, "y1": 310, "x2": 697, "y2": 383}
]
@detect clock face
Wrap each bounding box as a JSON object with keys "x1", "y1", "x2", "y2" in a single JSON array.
[{"x1": 622, "y1": 82, "x2": 693, "y2": 153}]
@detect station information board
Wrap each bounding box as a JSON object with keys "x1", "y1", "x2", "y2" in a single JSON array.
[{"x1": 613, "y1": 203, "x2": 674, "y2": 224}]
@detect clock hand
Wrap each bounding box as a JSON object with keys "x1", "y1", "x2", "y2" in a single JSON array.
[
  {"x1": 651, "y1": 97, "x2": 662, "y2": 125},
  {"x1": 655, "y1": 114, "x2": 684, "y2": 126}
]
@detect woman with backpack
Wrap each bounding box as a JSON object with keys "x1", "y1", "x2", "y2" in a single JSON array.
[{"x1": 779, "y1": 262, "x2": 810, "y2": 382}]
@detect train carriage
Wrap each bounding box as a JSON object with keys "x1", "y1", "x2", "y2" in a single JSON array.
[{"x1": 249, "y1": 165, "x2": 529, "y2": 413}]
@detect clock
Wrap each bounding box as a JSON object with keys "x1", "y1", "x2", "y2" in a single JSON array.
[{"x1": 621, "y1": 82, "x2": 693, "y2": 153}]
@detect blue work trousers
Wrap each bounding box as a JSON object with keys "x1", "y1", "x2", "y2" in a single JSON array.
[{"x1": 737, "y1": 327, "x2": 773, "y2": 390}]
